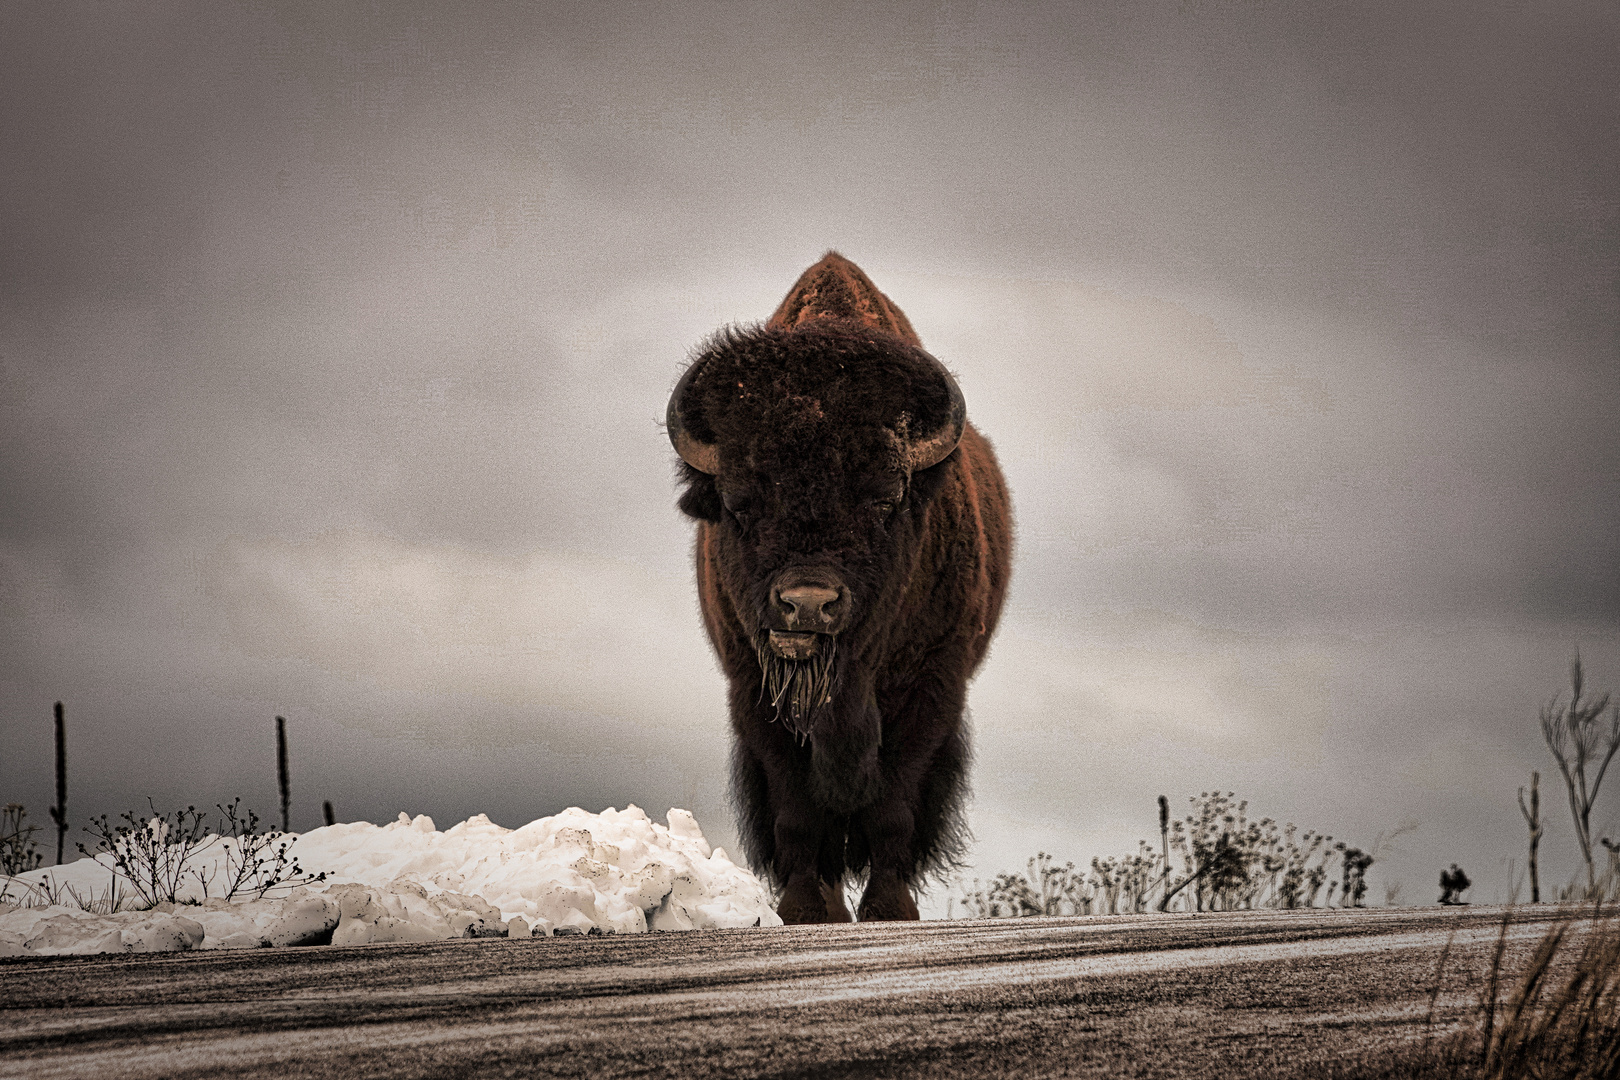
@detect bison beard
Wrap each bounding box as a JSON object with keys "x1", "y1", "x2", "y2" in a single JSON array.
[
  {"x1": 668, "y1": 251, "x2": 1011, "y2": 924},
  {"x1": 757, "y1": 635, "x2": 837, "y2": 741}
]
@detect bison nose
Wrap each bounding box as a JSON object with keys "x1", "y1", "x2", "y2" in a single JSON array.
[{"x1": 776, "y1": 585, "x2": 841, "y2": 630}]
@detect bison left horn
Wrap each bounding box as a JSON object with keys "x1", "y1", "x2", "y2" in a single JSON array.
[{"x1": 904, "y1": 364, "x2": 966, "y2": 472}]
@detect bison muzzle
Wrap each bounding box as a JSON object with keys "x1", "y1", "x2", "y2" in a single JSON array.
[{"x1": 668, "y1": 252, "x2": 1012, "y2": 923}]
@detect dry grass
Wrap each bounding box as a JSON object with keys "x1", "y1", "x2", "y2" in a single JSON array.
[{"x1": 1358, "y1": 908, "x2": 1620, "y2": 1079}]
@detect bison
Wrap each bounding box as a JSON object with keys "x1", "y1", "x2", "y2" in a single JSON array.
[{"x1": 667, "y1": 252, "x2": 1011, "y2": 923}]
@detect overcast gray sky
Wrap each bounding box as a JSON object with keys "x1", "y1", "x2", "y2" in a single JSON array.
[{"x1": 2, "y1": 0, "x2": 1617, "y2": 911}]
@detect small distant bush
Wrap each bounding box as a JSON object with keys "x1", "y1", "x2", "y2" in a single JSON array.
[
  {"x1": 957, "y1": 853, "x2": 1092, "y2": 917},
  {"x1": 1440, "y1": 865, "x2": 1473, "y2": 906},
  {"x1": 1093, "y1": 842, "x2": 1161, "y2": 914},
  {"x1": 956, "y1": 791, "x2": 1377, "y2": 917}
]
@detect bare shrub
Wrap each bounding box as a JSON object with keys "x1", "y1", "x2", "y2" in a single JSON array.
[
  {"x1": 1343, "y1": 847, "x2": 1375, "y2": 907},
  {"x1": 1278, "y1": 825, "x2": 1332, "y2": 909},
  {"x1": 1166, "y1": 792, "x2": 1287, "y2": 911},
  {"x1": 1540, "y1": 654, "x2": 1619, "y2": 894},
  {"x1": 1, "y1": 803, "x2": 44, "y2": 877},
  {"x1": 1308, "y1": 842, "x2": 1342, "y2": 907},
  {"x1": 211, "y1": 797, "x2": 325, "y2": 901},
  {"x1": 959, "y1": 791, "x2": 1376, "y2": 917},
  {"x1": 1093, "y1": 842, "x2": 1160, "y2": 913},
  {"x1": 77, "y1": 802, "x2": 213, "y2": 908},
  {"x1": 76, "y1": 799, "x2": 324, "y2": 909}
]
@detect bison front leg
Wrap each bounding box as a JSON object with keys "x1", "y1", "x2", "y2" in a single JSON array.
[
  {"x1": 854, "y1": 681, "x2": 969, "y2": 922},
  {"x1": 735, "y1": 718, "x2": 857, "y2": 925},
  {"x1": 772, "y1": 795, "x2": 856, "y2": 924},
  {"x1": 857, "y1": 862, "x2": 921, "y2": 920},
  {"x1": 777, "y1": 873, "x2": 853, "y2": 924}
]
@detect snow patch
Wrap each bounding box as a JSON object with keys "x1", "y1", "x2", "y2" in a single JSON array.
[{"x1": 0, "y1": 805, "x2": 780, "y2": 955}]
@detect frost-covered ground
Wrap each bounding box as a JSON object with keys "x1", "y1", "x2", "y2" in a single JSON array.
[
  {"x1": 0, "y1": 805, "x2": 780, "y2": 956},
  {"x1": 3, "y1": 907, "x2": 1585, "y2": 1080}
]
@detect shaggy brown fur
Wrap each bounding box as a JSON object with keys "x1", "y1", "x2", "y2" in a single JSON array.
[{"x1": 669, "y1": 252, "x2": 1011, "y2": 923}]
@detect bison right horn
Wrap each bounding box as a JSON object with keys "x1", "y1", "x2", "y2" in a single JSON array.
[{"x1": 666, "y1": 359, "x2": 721, "y2": 475}]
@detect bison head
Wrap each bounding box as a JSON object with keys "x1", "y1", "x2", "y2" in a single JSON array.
[{"x1": 668, "y1": 257, "x2": 965, "y2": 739}]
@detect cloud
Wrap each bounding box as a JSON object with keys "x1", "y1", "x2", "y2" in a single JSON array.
[
  {"x1": 204, "y1": 531, "x2": 720, "y2": 741},
  {"x1": 973, "y1": 611, "x2": 1332, "y2": 767},
  {"x1": 2, "y1": 0, "x2": 1616, "y2": 913}
]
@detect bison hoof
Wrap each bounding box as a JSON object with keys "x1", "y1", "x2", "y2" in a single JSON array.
[
  {"x1": 777, "y1": 875, "x2": 854, "y2": 925},
  {"x1": 857, "y1": 875, "x2": 920, "y2": 921}
]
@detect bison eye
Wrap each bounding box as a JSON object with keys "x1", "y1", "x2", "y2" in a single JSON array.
[{"x1": 872, "y1": 498, "x2": 900, "y2": 517}]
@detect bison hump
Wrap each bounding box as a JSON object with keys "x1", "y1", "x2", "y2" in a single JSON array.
[{"x1": 766, "y1": 251, "x2": 922, "y2": 347}]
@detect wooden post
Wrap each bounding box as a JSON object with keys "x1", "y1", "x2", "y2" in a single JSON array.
[
  {"x1": 47, "y1": 702, "x2": 67, "y2": 865},
  {"x1": 276, "y1": 716, "x2": 290, "y2": 833}
]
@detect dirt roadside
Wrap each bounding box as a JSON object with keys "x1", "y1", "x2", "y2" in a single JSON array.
[{"x1": 0, "y1": 905, "x2": 1592, "y2": 1079}]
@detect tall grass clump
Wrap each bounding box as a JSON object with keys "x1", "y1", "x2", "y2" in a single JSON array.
[{"x1": 1352, "y1": 910, "x2": 1620, "y2": 1079}]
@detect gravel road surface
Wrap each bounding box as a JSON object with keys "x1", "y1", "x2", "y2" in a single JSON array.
[{"x1": 0, "y1": 905, "x2": 1586, "y2": 1079}]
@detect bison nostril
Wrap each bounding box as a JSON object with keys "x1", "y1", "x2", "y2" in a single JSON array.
[{"x1": 778, "y1": 585, "x2": 840, "y2": 626}]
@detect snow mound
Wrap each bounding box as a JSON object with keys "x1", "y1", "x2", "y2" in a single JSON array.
[
  {"x1": 0, "y1": 907, "x2": 206, "y2": 956},
  {"x1": 0, "y1": 805, "x2": 781, "y2": 955}
]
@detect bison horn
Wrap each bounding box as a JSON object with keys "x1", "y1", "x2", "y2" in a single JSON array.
[
  {"x1": 667, "y1": 359, "x2": 721, "y2": 474},
  {"x1": 905, "y1": 362, "x2": 966, "y2": 472},
  {"x1": 669, "y1": 352, "x2": 964, "y2": 475}
]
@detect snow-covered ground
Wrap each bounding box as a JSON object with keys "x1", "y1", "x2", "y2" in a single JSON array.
[{"x1": 0, "y1": 805, "x2": 781, "y2": 956}]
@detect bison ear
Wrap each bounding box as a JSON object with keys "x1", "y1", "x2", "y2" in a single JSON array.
[
  {"x1": 767, "y1": 251, "x2": 923, "y2": 346},
  {"x1": 676, "y1": 472, "x2": 722, "y2": 522},
  {"x1": 667, "y1": 359, "x2": 720, "y2": 474}
]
